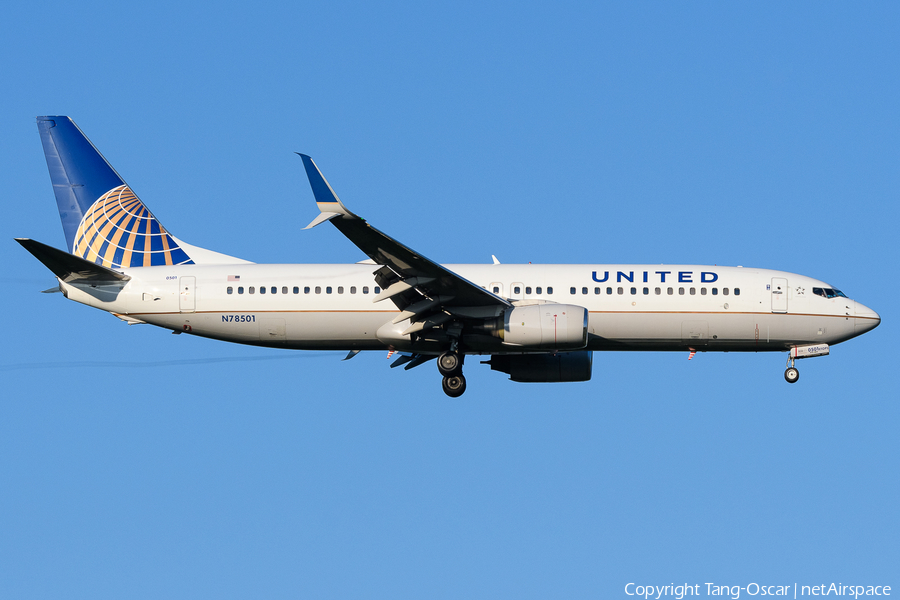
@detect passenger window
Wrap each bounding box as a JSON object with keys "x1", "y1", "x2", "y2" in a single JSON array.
[
  {"x1": 227, "y1": 287, "x2": 233, "y2": 294},
  {"x1": 723, "y1": 288, "x2": 729, "y2": 295},
  {"x1": 374, "y1": 286, "x2": 381, "y2": 294},
  {"x1": 315, "y1": 286, "x2": 321, "y2": 294},
  {"x1": 363, "y1": 286, "x2": 369, "y2": 294},
  {"x1": 701, "y1": 288, "x2": 707, "y2": 295},
  {"x1": 526, "y1": 287, "x2": 532, "y2": 295},
  {"x1": 655, "y1": 287, "x2": 661, "y2": 295},
  {"x1": 304, "y1": 286, "x2": 310, "y2": 294},
  {"x1": 631, "y1": 287, "x2": 637, "y2": 295},
  {"x1": 536, "y1": 287, "x2": 542, "y2": 294},
  {"x1": 734, "y1": 288, "x2": 741, "y2": 296},
  {"x1": 283, "y1": 286, "x2": 288, "y2": 294},
  {"x1": 350, "y1": 286, "x2": 357, "y2": 294},
  {"x1": 249, "y1": 286, "x2": 255, "y2": 294},
  {"x1": 338, "y1": 286, "x2": 344, "y2": 294},
  {"x1": 690, "y1": 287, "x2": 696, "y2": 295},
  {"x1": 667, "y1": 287, "x2": 673, "y2": 295},
  {"x1": 271, "y1": 286, "x2": 277, "y2": 294},
  {"x1": 618, "y1": 287, "x2": 624, "y2": 295},
  {"x1": 678, "y1": 287, "x2": 684, "y2": 295},
  {"x1": 712, "y1": 288, "x2": 718, "y2": 295},
  {"x1": 326, "y1": 286, "x2": 332, "y2": 294},
  {"x1": 607, "y1": 287, "x2": 612, "y2": 295},
  {"x1": 643, "y1": 287, "x2": 649, "y2": 295},
  {"x1": 582, "y1": 287, "x2": 588, "y2": 294},
  {"x1": 493, "y1": 286, "x2": 500, "y2": 293},
  {"x1": 594, "y1": 287, "x2": 601, "y2": 294},
  {"x1": 547, "y1": 287, "x2": 553, "y2": 295},
  {"x1": 570, "y1": 287, "x2": 576, "y2": 294},
  {"x1": 260, "y1": 286, "x2": 266, "y2": 294},
  {"x1": 514, "y1": 286, "x2": 521, "y2": 294},
  {"x1": 238, "y1": 286, "x2": 244, "y2": 294},
  {"x1": 293, "y1": 286, "x2": 299, "y2": 294}
]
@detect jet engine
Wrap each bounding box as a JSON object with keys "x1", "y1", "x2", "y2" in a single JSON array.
[
  {"x1": 486, "y1": 351, "x2": 593, "y2": 383},
  {"x1": 500, "y1": 304, "x2": 588, "y2": 349}
]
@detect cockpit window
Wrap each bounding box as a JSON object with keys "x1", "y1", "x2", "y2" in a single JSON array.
[{"x1": 814, "y1": 287, "x2": 848, "y2": 299}]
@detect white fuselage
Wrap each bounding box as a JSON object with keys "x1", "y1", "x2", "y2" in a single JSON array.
[{"x1": 58, "y1": 263, "x2": 880, "y2": 355}]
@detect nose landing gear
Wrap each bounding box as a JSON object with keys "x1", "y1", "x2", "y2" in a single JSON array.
[
  {"x1": 784, "y1": 355, "x2": 799, "y2": 383},
  {"x1": 783, "y1": 344, "x2": 830, "y2": 383},
  {"x1": 784, "y1": 366, "x2": 799, "y2": 383}
]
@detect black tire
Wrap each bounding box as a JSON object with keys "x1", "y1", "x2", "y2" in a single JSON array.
[
  {"x1": 784, "y1": 367, "x2": 800, "y2": 384},
  {"x1": 438, "y1": 351, "x2": 462, "y2": 376},
  {"x1": 442, "y1": 374, "x2": 467, "y2": 397}
]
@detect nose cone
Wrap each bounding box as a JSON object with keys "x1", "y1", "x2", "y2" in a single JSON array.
[{"x1": 855, "y1": 302, "x2": 881, "y2": 335}]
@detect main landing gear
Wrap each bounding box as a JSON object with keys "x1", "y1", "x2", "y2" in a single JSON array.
[
  {"x1": 784, "y1": 355, "x2": 799, "y2": 384},
  {"x1": 438, "y1": 350, "x2": 466, "y2": 397}
]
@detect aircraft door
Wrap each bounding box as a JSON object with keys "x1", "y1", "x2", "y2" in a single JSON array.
[
  {"x1": 771, "y1": 277, "x2": 788, "y2": 313},
  {"x1": 489, "y1": 282, "x2": 503, "y2": 298},
  {"x1": 179, "y1": 276, "x2": 196, "y2": 313}
]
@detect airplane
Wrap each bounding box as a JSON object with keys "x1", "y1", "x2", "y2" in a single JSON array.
[{"x1": 17, "y1": 116, "x2": 881, "y2": 397}]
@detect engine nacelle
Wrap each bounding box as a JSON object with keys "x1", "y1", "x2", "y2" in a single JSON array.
[
  {"x1": 502, "y1": 304, "x2": 588, "y2": 350},
  {"x1": 487, "y1": 351, "x2": 593, "y2": 383}
]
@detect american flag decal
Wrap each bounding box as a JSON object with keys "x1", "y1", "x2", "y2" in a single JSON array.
[{"x1": 228, "y1": 275, "x2": 241, "y2": 281}]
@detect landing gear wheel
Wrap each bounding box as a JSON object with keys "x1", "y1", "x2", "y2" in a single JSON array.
[
  {"x1": 784, "y1": 367, "x2": 800, "y2": 384},
  {"x1": 442, "y1": 374, "x2": 467, "y2": 397},
  {"x1": 438, "y1": 351, "x2": 462, "y2": 376}
]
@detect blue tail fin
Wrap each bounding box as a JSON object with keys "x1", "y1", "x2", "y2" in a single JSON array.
[{"x1": 37, "y1": 116, "x2": 194, "y2": 268}]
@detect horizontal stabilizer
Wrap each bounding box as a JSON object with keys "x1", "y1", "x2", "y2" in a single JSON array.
[{"x1": 16, "y1": 238, "x2": 130, "y2": 282}]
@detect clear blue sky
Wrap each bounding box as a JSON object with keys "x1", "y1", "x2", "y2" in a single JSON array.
[{"x1": 2, "y1": 2, "x2": 897, "y2": 598}]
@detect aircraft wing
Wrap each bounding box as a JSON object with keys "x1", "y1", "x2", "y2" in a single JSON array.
[{"x1": 299, "y1": 154, "x2": 511, "y2": 322}]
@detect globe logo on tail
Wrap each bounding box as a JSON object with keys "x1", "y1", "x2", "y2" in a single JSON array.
[{"x1": 72, "y1": 185, "x2": 194, "y2": 269}]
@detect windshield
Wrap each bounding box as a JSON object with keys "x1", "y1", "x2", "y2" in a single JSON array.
[{"x1": 812, "y1": 287, "x2": 848, "y2": 299}]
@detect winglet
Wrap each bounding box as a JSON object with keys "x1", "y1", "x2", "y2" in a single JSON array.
[
  {"x1": 304, "y1": 211, "x2": 341, "y2": 230},
  {"x1": 297, "y1": 153, "x2": 357, "y2": 228}
]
